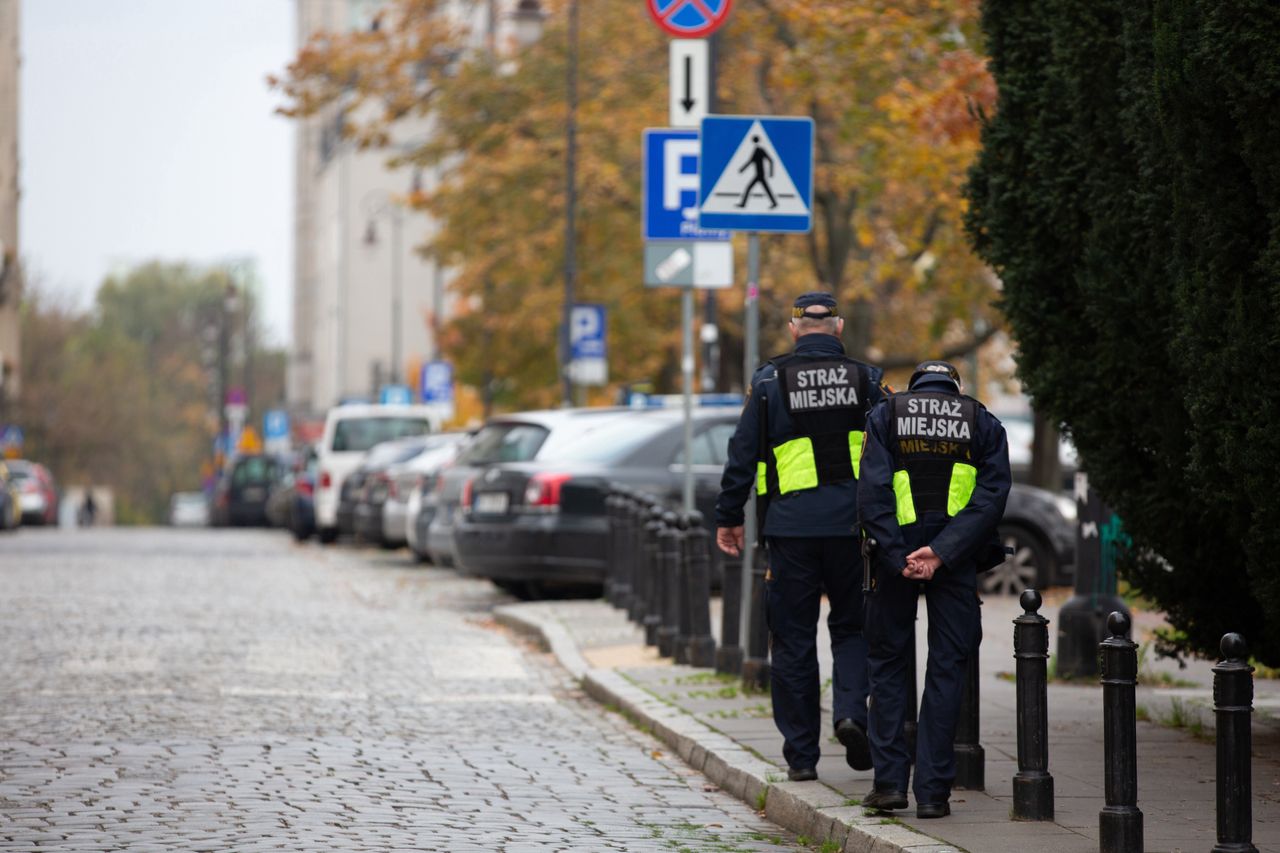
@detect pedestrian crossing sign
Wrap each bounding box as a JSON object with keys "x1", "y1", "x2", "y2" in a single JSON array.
[{"x1": 697, "y1": 115, "x2": 814, "y2": 233}]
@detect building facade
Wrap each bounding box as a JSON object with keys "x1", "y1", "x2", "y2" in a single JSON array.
[
  {"x1": 0, "y1": 0, "x2": 21, "y2": 405},
  {"x1": 291, "y1": 0, "x2": 524, "y2": 415}
]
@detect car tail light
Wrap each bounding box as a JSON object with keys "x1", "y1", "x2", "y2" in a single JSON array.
[
  {"x1": 461, "y1": 476, "x2": 475, "y2": 509},
  {"x1": 376, "y1": 472, "x2": 395, "y2": 500},
  {"x1": 524, "y1": 473, "x2": 573, "y2": 510},
  {"x1": 320, "y1": 470, "x2": 332, "y2": 489}
]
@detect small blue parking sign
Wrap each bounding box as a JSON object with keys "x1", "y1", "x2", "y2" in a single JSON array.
[
  {"x1": 420, "y1": 361, "x2": 454, "y2": 406},
  {"x1": 380, "y1": 384, "x2": 412, "y2": 405},
  {"x1": 569, "y1": 304, "x2": 608, "y2": 386},
  {"x1": 698, "y1": 115, "x2": 814, "y2": 233},
  {"x1": 643, "y1": 129, "x2": 730, "y2": 242},
  {"x1": 263, "y1": 410, "x2": 289, "y2": 440},
  {"x1": 570, "y1": 304, "x2": 606, "y2": 360}
]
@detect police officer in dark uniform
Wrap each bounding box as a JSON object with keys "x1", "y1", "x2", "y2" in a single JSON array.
[
  {"x1": 715, "y1": 291, "x2": 888, "y2": 782},
  {"x1": 857, "y1": 361, "x2": 1010, "y2": 817}
]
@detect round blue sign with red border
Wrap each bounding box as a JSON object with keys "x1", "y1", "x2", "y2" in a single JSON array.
[{"x1": 646, "y1": 0, "x2": 732, "y2": 38}]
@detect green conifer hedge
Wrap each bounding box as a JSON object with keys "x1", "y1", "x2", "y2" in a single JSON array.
[{"x1": 966, "y1": 0, "x2": 1280, "y2": 663}]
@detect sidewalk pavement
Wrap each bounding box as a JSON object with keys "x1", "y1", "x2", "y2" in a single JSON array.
[{"x1": 496, "y1": 589, "x2": 1280, "y2": 853}]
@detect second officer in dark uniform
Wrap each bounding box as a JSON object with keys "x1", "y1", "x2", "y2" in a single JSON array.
[
  {"x1": 715, "y1": 292, "x2": 888, "y2": 782},
  {"x1": 857, "y1": 361, "x2": 1010, "y2": 817}
]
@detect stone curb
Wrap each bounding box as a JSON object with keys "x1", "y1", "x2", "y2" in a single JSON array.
[{"x1": 494, "y1": 603, "x2": 956, "y2": 853}]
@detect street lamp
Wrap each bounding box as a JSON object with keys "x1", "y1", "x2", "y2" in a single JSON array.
[
  {"x1": 363, "y1": 191, "x2": 406, "y2": 386},
  {"x1": 561, "y1": 0, "x2": 578, "y2": 407},
  {"x1": 511, "y1": 0, "x2": 545, "y2": 48}
]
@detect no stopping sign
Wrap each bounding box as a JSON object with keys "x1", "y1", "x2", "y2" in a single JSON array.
[{"x1": 645, "y1": 0, "x2": 732, "y2": 38}]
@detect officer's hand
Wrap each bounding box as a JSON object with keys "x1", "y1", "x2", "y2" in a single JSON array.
[
  {"x1": 903, "y1": 546, "x2": 942, "y2": 580},
  {"x1": 717, "y1": 526, "x2": 745, "y2": 556}
]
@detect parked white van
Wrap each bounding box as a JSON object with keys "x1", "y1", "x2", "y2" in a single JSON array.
[{"x1": 314, "y1": 404, "x2": 436, "y2": 543}]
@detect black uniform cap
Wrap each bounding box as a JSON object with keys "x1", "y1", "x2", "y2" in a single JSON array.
[
  {"x1": 792, "y1": 291, "x2": 838, "y2": 319},
  {"x1": 909, "y1": 360, "x2": 962, "y2": 391}
]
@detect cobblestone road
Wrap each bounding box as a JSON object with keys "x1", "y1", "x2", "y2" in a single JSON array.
[{"x1": 0, "y1": 528, "x2": 802, "y2": 852}]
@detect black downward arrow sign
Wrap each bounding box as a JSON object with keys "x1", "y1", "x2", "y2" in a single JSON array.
[{"x1": 681, "y1": 55, "x2": 695, "y2": 112}]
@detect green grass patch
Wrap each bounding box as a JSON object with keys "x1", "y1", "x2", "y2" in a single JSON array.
[
  {"x1": 674, "y1": 671, "x2": 739, "y2": 686},
  {"x1": 755, "y1": 787, "x2": 769, "y2": 811},
  {"x1": 687, "y1": 685, "x2": 741, "y2": 700}
]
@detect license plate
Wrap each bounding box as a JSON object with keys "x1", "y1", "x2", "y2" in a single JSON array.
[
  {"x1": 474, "y1": 492, "x2": 509, "y2": 514},
  {"x1": 242, "y1": 487, "x2": 265, "y2": 501}
]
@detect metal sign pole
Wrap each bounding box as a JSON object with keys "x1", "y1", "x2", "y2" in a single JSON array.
[
  {"x1": 738, "y1": 232, "x2": 760, "y2": 655},
  {"x1": 682, "y1": 285, "x2": 696, "y2": 512}
]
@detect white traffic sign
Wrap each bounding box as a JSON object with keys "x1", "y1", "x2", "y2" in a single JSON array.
[
  {"x1": 698, "y1": 115, "x2": 814, "y2": 233},
  {"x1": 669, "y1": 40, "x2": 708, "y2": 128},
  {"x1": 644, "y1": 241, "x2": 733, "y2": 288}
]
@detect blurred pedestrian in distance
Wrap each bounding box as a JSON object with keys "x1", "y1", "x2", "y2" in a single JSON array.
[{"x1": 79, "y1": 489, "x2": 97, "y2": 527}]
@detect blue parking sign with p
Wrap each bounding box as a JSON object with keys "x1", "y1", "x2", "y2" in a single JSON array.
[
  {"x1": 643, "y1": 129, "x2": 730, "y2": 242},
  {"x1": 421, "y1": 361, "x2": 454, "y2": 405}
]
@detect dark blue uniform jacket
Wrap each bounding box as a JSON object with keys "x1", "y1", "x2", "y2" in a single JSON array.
[
  {"x1": 715, "y1": 334, "x2": 886, "y2": 538},
  {"x1": 857, "y1": 384, "x2": 1011, "y2": 574}
]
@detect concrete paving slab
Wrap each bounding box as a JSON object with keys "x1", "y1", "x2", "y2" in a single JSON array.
[{"x1": 498, "y1": 592, "x2": 1280, "y2": 853}]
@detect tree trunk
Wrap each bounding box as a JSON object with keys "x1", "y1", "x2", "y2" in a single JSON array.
[{"x1": 1029, "y1": 408, "x2": 1063, "y2": 492}]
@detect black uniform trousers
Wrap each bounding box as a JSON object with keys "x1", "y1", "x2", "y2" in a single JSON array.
[
  {"x1": 865, "y1": 559, "x2": 980, "y2": 803},
  {"x1": 764, "y1": 535, "x2": 868, "y2": 771}
]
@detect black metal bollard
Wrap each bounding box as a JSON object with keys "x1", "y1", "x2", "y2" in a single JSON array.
[
  {"x1": 716, "y1": 550, "x2": 744, "y2": 675},
  {"x1": 613, "y1": 489, "x2": 636, "y2": 614},
  {"x1": 1012, "y1": 589, "x2": 1053, "y2": 819},
  {"x1": 627, "y1": 495, "x2": 651, "y2": 624},
  {"x1": 740, "y1": 545, "x2": 771, "y2": 692},
  {"x1": 1099, "y1": 611, "x2": 1142, "y2": 853},
  {"x1": 642, "y1": 502, "x2": 666, "y2": 645},
  {"x1": 656, "y1": 511, "x2": 681, "y2": 658},
  {"x1": 904, "y1": 613, "x2": 918, "y2": 764},
  {"x1": 673, "y1": 513, "x2": 694, "y2": 665},
  {"x1": 628, "y1": 494, "x2": 652, "y2": 624},
  {"x1": 682, "y1": 510, "x2": 717, "y2": 668},
  {"x1": 604, "y1": 490, "x2": 622, "y2": 606},
  {"x1": 1213, "y1": 633, "x2": 1258, "y2": 853},
  {"x1": 953, "y1": 650, "x2": 984, "y2": 791}
]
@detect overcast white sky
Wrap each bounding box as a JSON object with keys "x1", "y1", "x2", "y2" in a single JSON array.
[{"x1": 20, "y1": 0, "x2": 296, "y2": 346}]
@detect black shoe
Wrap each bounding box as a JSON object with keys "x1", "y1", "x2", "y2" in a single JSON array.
[
  {"x1": 862, "y1": 787, "x2": 908, "y2": 811},
  {"x1": 834, "y1": 718, "x2": 872, "y2": 771},
  {"x1": 916, "y1": 801, "x2": 951, "y2": 819},
  {"x1": 787, "y1": 766, "x2": 818, "y2": 782}
]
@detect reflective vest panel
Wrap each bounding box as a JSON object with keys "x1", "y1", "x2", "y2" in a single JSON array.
[
  {"x1": 757, "y1": 430, "x2": 867, "y2": 496},
  {"x1": 892, "y1": 462, "x2": 979, "y2": 526}
]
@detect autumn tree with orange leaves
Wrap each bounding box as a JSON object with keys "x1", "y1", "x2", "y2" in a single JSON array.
[{"x1": 274, "y1": 0, "x2": 997, "y2": 410}]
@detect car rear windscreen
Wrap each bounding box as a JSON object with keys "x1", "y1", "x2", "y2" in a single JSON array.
[
  {"x1": 537, "y1": 416, "x2": 674, "y2": 463},
  {"x1": 332, "y1": 417, "x2": 431, "y2": 452},
  {"x1": 232, "y1": 457, "x2": 275, "y2": 486},
  {"x1": 456, "y1": 423, "x2": 549, "y2": 465}
]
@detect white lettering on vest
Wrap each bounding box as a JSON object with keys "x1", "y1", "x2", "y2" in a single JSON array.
[{"x1": 895, "y1": 414, "x2": 972, "y2": 440}]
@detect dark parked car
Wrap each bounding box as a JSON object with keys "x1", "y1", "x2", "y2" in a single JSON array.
[
  {"x1": 0, "y1": 461, "x2": 21, "y2": 531},
  {"x1": 263, "y1": 449, "x2": 318, "y2": 541},
  {"x1": 212, "y1": 454, "x2": 281, "y2": 527},
  {"x1": 424, "y1": 408, "x2": 635, "y2": 569},
  {"x1": 981, "y1": 482, "x2": 1077, "y2": 596},
  {"x1": 406, "y1": 437, "x2": 472, "y2": 562},
  {"x1": 451, "y1": 408, "x2": 740, "y2": 599},
  {"x1": 354, "y1": 432, "x2": 469, "y2": 549},
  {"x1": 7, "y1": 460, "x2": 59, "y2": 526},
  {"x1": 337, "y1": 435, "x2": 433, "y2": 541}
]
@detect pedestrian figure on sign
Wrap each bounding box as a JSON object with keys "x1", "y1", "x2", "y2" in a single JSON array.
[{"x1": 736, "y1": 136, "x2": 777, "y2": 209}]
